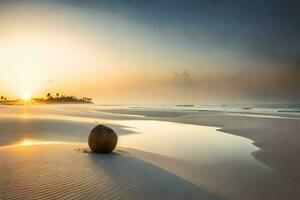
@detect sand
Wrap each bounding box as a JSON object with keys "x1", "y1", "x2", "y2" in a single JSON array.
[
  {"x1": 99, "y1": 107, "x2": 300, "y2": 199},
  {"x1": 101, "y1": 107, "x2": 300, "y2": 182},
  {"x1": 0, "y1": 105, "x2": 300, "y2": 200},
  {"x1": 169, "y1": 113, "x2": 300, "y2": 182},
  {"x1": 0, "y1": 143, "x2": 217, "y2": 200}
]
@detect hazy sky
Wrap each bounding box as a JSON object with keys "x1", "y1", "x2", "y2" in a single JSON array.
[{"x1": 0, "y1": 0, "x2": 299, "y2": 104}]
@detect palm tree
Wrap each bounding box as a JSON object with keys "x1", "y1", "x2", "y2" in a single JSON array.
[
  {"x1": 56, "y1": 93, "x2": 60, "y2": 98},
  {"x1": 0, "y1": 96, "x2": 3, "y2": 101},
  {"x1": 46, "y1": 93, "x2": 51, "y2": 99}
]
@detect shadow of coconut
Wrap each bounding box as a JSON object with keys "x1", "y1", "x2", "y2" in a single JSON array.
[
  {"x1": 87, "y1": 150, "x2": 219, "y2": 200},
  {"x1": 0, "y1": 143, "x2": 219, "y2": 200}
]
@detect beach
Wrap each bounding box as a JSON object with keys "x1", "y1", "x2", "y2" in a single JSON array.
[
  {"x1": 1, "y1": 0, "x2": 298, "y2": 199},
  {"x1": 0, "y1": 104, "x2": 299, "y2": 200}
]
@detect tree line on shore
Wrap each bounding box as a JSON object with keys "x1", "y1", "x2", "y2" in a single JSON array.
[
  {"x1": 35, "y1": 93, "x2": 93, "y2": 103},
  {"x1": 0, "y1": 93, "x2": 93, "y2": 104},
  {"x1": 0, "y1": 96, "x2": 7, "y2": 101}
]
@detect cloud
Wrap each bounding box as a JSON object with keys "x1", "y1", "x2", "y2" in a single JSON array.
[{"x1": 174, "y1": 71, "x2": 195, "y2": 86}]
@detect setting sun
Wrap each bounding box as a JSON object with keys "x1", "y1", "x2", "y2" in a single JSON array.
[
  {"x1": 22, "y1": 93, "x2": 31, "y2": 101},
  {"x1": 19, "y1": 140, "x2": 34, "y2": 146}
]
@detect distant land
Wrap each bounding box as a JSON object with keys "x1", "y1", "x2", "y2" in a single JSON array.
[{"x1": 0, "y1": 93, "x2": 93, "y2": 105}]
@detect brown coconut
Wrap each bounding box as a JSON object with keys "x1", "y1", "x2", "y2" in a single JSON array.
[{"x1": 88, "y1": 125, "x2": 118, "y2": 153}]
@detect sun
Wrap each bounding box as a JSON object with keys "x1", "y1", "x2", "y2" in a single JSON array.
[
  {"x1": 22, "y1": 93, "x2": 31, "y2": 101},
  {"x1": 19, "y1": 140, "x2": 34, "y2": 146}
]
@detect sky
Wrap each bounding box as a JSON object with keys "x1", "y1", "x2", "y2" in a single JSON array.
[{"x1": 0, "y1": 0, "x2": 299, "y2": 104}]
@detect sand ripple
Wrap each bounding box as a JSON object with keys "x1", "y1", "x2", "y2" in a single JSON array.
[{"x1": 0, "y1": 144, "x2": 218, "y2": 200}]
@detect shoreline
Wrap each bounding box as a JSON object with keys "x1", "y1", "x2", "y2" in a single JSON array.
[
  {"x1": 96, "y1": 107, "x2": 300, "y2": 182},
  {"x1": 167, "y1": 114, "x2": 300, "y2": 181}
]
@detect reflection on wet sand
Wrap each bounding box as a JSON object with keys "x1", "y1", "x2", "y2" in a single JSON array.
[
  {"x1": 17, "y1": 139, "x2": 62, "y2": 147},
  {"x1": 117, "y1": 120, "x2": 259, "y2": 165}
]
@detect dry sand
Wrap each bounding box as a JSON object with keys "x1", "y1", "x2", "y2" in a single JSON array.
[{"x1": 0, "y1": 143, "x2": 218, "y2": 200}]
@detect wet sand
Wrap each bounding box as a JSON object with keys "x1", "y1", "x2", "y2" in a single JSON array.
[
  {"x1": 169, "y1": 113, "x2": 300, "y2": 182},
  {"x1": 101, "y1": 107, "x2": 300, "y2": 182},
  {"x1": 99, "y1": 107, "x2": 300, "y2": 199}
]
